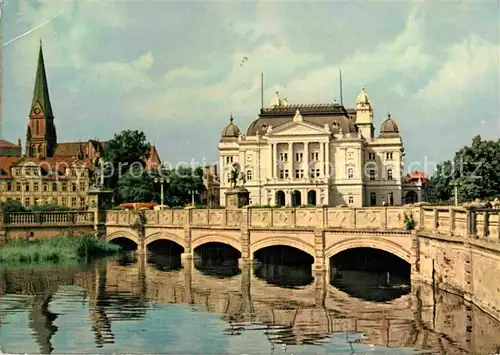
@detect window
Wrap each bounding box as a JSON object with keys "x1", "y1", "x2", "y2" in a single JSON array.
[
  {"x1": 348, "y1": 196, "x2": 354, "y2": 204},
  {"x1": 33, "y1": 183, "x2": 39, "y2": 192},
  {"x1": 370, "y1": 192, "x2": 376, "y2": 206},
  {"x1": 246, "y1": 170, "x2": 252, "y2": 181},
  {"x1": 295, "y1": 169, "x2": 304, "y2": 179},
  {"x1": 347, "y1": 168, "x2": 354, "y2": 179},
  {"x1": 24, "y1": 197, "x2": 30, "y2": 206},
  {"x1": 311, "y1": 152, "x2": 319, "y2": 161},
  {"x1": 37, "y1": 145, "x2": 42, "y2": 154},
  {"x1": 295, "y1": 152, "x2": 303, "y2": 162},
  {"x1": 71, "y1": 197, "x2": 77, "y2": 207},
  {"x1": 6, "y1": 182, "x2": 11, "y2": 191},
  {"x1": 387, "y1": 169, "x2": 393, "y2": 180},
  {"x1": 25, "y1": 184, "x2": 30, "y2": 192},
  {"x1": 279, "y1": 152, "x2": 288, "y2": 162},
  {"x1": 72, "y1": 183, "x2": 77, "y2": 192},
  {"x1": 52, "y1": 182, "x2": 58, "y2": 191},
  {"x1": 71, "y1": 170, "x2": 77, "y2": 177},
  {"x1": 369, "y1": 169, "x2": 376, "y2": 180},
  {"x1": 61, "y1": 197, "x2": 67, "y2": 206},
  {"x1": 16, "y1": 182, "x2": 21, "y2": 191},
  {"x1": 15, "y1": 168, "x2": 20, "y2": 176},
  {"x1": 62, "y1": 182, "x2": 67, "y2": 191},
  {"x1": 368, "y1": 152, "x2": 376, "y2": 160},
  {"x1": 279, "y1": 170, "x2": 285, "y2": 179},
  {"x1": 388, "y1": 192, "x2": 394, "y2": 206},
  {"x1": 284, "y1": 169, "x2": 289, "y2": 179},
  {"x1": 225, "y1": 156, "x2": 233, "y2": 164},
  {"x1": 43, "y1": 183, "x2": 48, "y2": 192},
  {"x1": 80, "y1": 182, "x2": 86, "y2": 191},
  {"x1": 386, "y1": 152, "x2": 393, "y2": 160},
  {"x1": 315, "y1": 169, "x2": 320, "y2": 178},
  {"x1": 80, "y1": 197, "x2": 86, "y2": 207}
]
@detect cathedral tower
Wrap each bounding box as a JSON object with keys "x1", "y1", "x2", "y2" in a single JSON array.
[{"x1": 25, "y1": 41, "x2": 57, "y2": 158}]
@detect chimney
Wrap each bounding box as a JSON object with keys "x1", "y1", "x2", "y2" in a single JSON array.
[{"x1": 17, "y1": 138, "x2": 21, "y2": 146}]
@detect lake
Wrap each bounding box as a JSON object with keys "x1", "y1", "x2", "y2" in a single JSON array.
[{"x1": 1, "y1": 254, "x2": 500, "y2": 354}]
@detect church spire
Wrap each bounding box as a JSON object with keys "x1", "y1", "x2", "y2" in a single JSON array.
[{"x1": 30, "y1": 40, "x2": 54, "y2": 118}]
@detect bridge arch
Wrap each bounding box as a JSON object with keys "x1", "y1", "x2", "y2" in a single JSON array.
[
  {"x1": 191, "y1": 234, "x2": 242, "y2": 253},
  {"x1": 145, "y1": 232, "x2": 186, "y2": 249},
  {"x1": 325, "y1": 237, "x2": 411, "y2": 263},
  {"x1": 250, "y1": 237, "x2": 316, "y2": 261},
  {"x1": 107, "y1": 230, "x2": 140, "y2": 245}
]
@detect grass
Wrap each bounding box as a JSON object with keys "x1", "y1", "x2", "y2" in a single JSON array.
[{"x1": 0, "y1": 234, "x2": 121, "y2": 265}]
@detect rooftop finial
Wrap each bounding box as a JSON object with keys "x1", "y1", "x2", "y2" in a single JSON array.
[
  {"x1": 230, "y1": 113, "x2": 233, "y2": 123},
  {"x1": 388, "y1": 112, "x2": 391, "y2": 119}
]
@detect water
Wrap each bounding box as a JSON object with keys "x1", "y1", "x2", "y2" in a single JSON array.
[{"x1": 1, "y1": 254, "x2": 500, "y2": 354}]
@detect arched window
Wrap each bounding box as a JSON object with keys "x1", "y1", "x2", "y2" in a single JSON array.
[
  {"x1": 387, "y1": 169, "x2": 393, "y2": 180},
  {"x1": 388, "y1": 192, "x2": 394, "y2": 206},
  {"x1": 246, "y1": 169, "x2": 252, "y2": 181},
  {"x1": 347, "y1": 168, "x2": 354, "y2": 179}
]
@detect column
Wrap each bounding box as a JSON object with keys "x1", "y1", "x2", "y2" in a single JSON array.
[
  {"x1": 272, "y1": 143, "x2": 278, "y2": 179},
  {"x1": 319, "y1": 143, "x2": 325, "y2": 177},
  {"x1": 288, "y1": 143, "x2": 293, "y2": 178},
  {"x1": 325, "y1": 141, "x2": 330, "y2": 178},
  {"x1": 304, "y1": 142, "x2": 309, "y2": 177}
]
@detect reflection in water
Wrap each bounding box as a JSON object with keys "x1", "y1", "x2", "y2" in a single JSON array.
[
  {"x1": 1, "y1": 258, "x2": 500, "y2": 354},
  {"x1": 254, "y1": 263, "x2": 314, "y2": 288},
  {"x1": 193, "y1": 242, "x2": 241, "y2": 278}
]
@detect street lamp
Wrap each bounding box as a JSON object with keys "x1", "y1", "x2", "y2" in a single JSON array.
[
  {"x1": 188, "y1": 189, "x2": 197, "y2": 207},
  {"x1": 452, "y1": 179, "x2": 460, "y2": 206},
  {"x1": 154, "y1": 177, "x2": 170, "y2": 207}
]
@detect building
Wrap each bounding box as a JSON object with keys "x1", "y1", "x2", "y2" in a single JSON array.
[
  {"x1": 0, "y1": 42, "x2": 161, "y2": 208},
  {"x1": 201, "y1": 165, "x2": 220, "y2": 208},
  {"x1": 402, "y1": 171, "x2": 429, "y2": 204},
  {"x1": 0, "y1": 139, "x2": 22, "y2": 157},
  {"x1": 218, "y1": 89, "x2": 418, "y2": 208}
]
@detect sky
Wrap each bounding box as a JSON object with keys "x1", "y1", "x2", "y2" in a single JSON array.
[{"x1": 1, "y1": 0, "x2": 499, "y2": 173}]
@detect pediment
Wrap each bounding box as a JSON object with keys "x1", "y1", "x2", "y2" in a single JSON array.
[{"x1": 268, "y1": 121, "x2": 330, "y2": 137}]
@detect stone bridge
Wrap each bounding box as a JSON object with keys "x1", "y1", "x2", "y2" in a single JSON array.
[
  {"x1": 2, "y1": 205, "x2": 500, "y2": 322},
  {"x1": 105, "y1": 206, "x2": 421, "y2": 271}
]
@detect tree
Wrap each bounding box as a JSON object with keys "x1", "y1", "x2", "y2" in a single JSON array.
[
  {"x1": 104, "y1": 130, "x2": 151, "y2": 187},
  {"x1": 428, "y1": 135, "x2": 500, "y2": 203},
  {"x1": 115, "y1": 165, "x2": 158, "y2": 203},
  {"x1": 0, "y1": 200, "x2": 25, "y2": 213},
  {"x1": 155, "y1": 166, "x2": 206, "y2": 207}
]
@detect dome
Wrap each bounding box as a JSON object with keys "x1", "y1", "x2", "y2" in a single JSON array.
[
  {"x1": 221, "y1": 115, "x2": 240, "y2": 138},
  {"x1": 356, "y1": 87, "x2": 371, "y2": 106},
  {"x1": 379, "y1": 113, "x2": 400, "y2": 137}
]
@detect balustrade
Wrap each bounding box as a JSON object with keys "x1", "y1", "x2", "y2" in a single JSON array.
[{"x1": 3, "y1": 211, "x2": 94, "y2": 226}]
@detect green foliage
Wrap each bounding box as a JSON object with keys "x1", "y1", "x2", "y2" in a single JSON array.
[
  {"x1": 428, "y1": 136, "x2": 500, "y2": 204},
  {"x1": 115, "y1": 164, "x2": 158, "y2": 203},
  {"x1": 152, "y1": 166, "x2": 206, "y2": 207},
  {"x1": 0, "y1": 235, "x2": 121, "y2": 265},
  {"x1": 26, "y1": 204, "x2": 70, "y2": 212},
  {"x1": 104, "y1": 130, "x2": 151, "y2": 188},
  {"x1": 404, "y1": 213, "x2": 416, "y2": 231},
  {"x1": 0, "y1": 200, "x2": 25, "y2": 212},
  {"x1": 112, "y1": 205, "x2": 127, "y2": 210}
]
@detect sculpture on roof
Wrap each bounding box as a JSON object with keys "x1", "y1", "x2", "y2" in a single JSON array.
[
  {"x1": 270, "y1": 91, "x2": 288, "y2": 108},
  {"x1": 229, "y1": 162, "x2": 240, "y2": 188}
]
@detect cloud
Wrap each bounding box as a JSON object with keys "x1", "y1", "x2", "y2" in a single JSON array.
[{"x1": 2, "y1": 0, "x2": 499, "y2": 167}]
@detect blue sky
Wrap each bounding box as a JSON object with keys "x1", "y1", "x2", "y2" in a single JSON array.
[{"x1": 2, "y1": 0, "x2": 499, "y2": 172}]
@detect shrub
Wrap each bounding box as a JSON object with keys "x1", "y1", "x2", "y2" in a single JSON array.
[
  {"x1": 404, "y1": 213, "x2": 416, "y2": 231},
  {"x1": 0, "y1": 234, "x2": 121, "y2": 265}
]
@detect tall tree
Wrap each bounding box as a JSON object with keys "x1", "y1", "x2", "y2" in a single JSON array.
[
  {"x1": 115, "y1": 165, "x2": 158, "y2": 203},
  {"x1": 104, "y1": 130, "x2": 151, "y2": 188},
  {"x1": 428, "y1": 135, "x2": 500, "y2": 203}
]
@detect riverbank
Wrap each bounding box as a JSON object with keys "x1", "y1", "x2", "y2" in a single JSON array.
[{"x1": 0, "y1": 235, "x2": 121, "y2": 265}]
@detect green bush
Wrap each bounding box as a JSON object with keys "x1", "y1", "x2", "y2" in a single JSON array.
[
  {"x1": 0, "y1": 200, "x2": 25, "y2": 213},
  {"x1": 0, "y1": 235, "x2": 121, "y2": 265},
  {"x1": 26, "y1": 204, "x2": 70, "y2": 212}
]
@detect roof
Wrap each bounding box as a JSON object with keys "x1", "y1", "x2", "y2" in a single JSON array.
[
  {"x1": 0, "y1": 139, "x2": 19, "y2": 148},
  {"x1": 54, "y1": 140, "x2": 108, "y2": 157},
  {"x1": 0, "y1": 156, "x2": 94, "y2": 179},
  {"x1": 221, "y1": 116, "x2": 241, "y2": 138},
  {"x1": 246, "y1": 104, "x2": 356, "y2": 136}
]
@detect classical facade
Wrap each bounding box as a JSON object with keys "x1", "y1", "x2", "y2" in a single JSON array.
[
  {"x1": 0, "y1": 42, "x2": 161, "y2": 208},
  {"x1": 218, "y1": 89, "x2": 421, "y2": 207}
]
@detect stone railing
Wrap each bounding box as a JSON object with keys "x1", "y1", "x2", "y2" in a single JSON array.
[
  {"x1": 2, "y1": 211, "x2": 95, "y2": 226},
  {"x1": 105, "y1": 206, "x2": 421, "y2": 231},
  {"x1": 419, "y1": 206, "x2": 500, "y2": 241}
]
